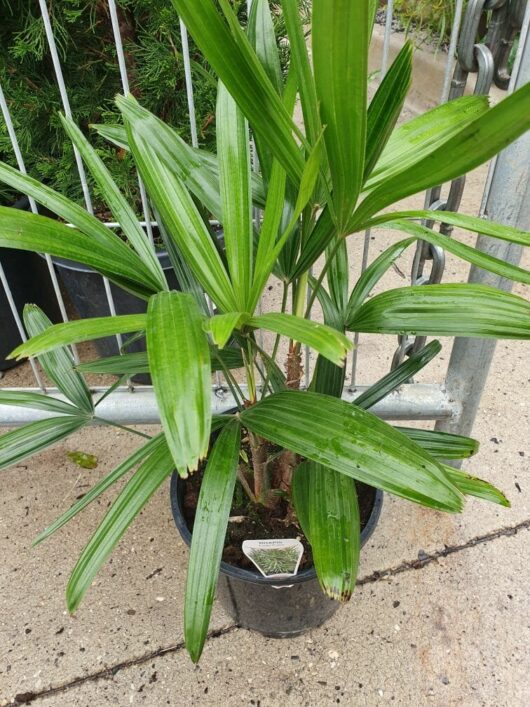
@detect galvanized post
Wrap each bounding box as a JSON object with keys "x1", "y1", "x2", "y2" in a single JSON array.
[{"x1": 436, "y1": 9, "x2": 530, "y2": 444}]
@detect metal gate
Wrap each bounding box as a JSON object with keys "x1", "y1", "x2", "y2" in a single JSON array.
[{"x1": 1, "y1": 0, "x2": 529, "y2": 436}]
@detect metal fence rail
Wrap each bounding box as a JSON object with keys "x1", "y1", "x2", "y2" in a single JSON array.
[{"x1": 0, "y1": 1, "x2": 529, "y2": 432}]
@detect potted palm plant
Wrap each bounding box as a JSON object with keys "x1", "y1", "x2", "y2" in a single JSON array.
[{"x1": 0, "y1": 0, "x2": 529, "y2": 663}]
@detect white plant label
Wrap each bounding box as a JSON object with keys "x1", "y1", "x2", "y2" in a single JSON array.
[{"x1": 242, "y1": 538, "x2": 304, "y2": 579}]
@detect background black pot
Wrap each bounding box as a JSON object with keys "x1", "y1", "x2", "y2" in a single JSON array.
[
  {"x1": 171, "y1": 472, "x2": 383, "y2": 638},
  {"x1": 1, "y1": 198, "x2": 61, "y2": 371},
  {"x1": 53, "y1": 251, "x2": 179, "y2": 361}
]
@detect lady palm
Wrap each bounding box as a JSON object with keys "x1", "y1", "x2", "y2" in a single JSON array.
[{"x1": 0, "y1": 0, "x2": 529, "y2": 663}]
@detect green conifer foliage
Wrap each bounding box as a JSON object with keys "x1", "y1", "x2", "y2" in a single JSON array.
[{"x1": 0, "y1": 1, "x2": 308, "y2": 212}]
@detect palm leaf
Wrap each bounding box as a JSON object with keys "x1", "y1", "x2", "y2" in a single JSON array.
[
  {"x1": 363, "y1": 96, "x2": 490, "y2": 190},
  {"x1": 170, "y1": 0, "x2": 304, "y2": 181},
  {"x1": 0, "y1": 416, "x2": 88, "y2": 470},
  {"x1": 366, "y1": 210, "x2": 530, "y2": 247},
  {"x1": 353, "y1": 340, "x2": 442, "y2": 410},
  {"x1": 0, "y1": 391, "x2": 82, "y2": 417},
  {"x1": 375, "y1": 221, "x2": 530, "y2": 284},
  {"x1": 365, "y1": 41, "x2": 413, "y2": 179},
  {"x1": 59, "y1": 115, "x2": 166, "y2": 291},
  {"x1": 24, "y1": 305, "x2": 94, "y2": 414},
  {"x1": 249, "y1": 313, "x2": 352, "y2": 367},
  {"x1": 313, "y1": 0, "x2": 369, "y2": 229},
  {"x1": 399, "y1": 428, "x2": 479, "y2": 460},
  {"x1": 10, "y1": 314, "x2": 147, "y2": 360},
  {"x1": 0, "y1": 207, "x2": 157, "y2": 299},
  {"x1": 442, "y1": 465, "x2": 510, "y2": 507},
  {"x1": 348, "y1": 284, "x2": 530, "y2": 339},
  {"x1": 118, "y1": 96, "x2": 238, "y2": 313},
  {"x1": 34, "y1": 434, "x2": 166, "y2": 546},
  {"x1": 292, "y1": 460, "x2": 360, "y2": 602},
  {"x1": 185, "y1": 419, "x2": 240, "y2": 663},
  {"x1": 217, "y1": 82, "x2": 253, "y2": 310},
  {"x1": 147, "y1": 292, "x2": 211, "y2": 477},
  {"x1": 66, "y1": 438, "x2": 174, "y2": 612},
  {"x1": 354, "y1": 83, "x2": 530, "y2": 224},
  {"x1": 241, "y1": 391, "x2": 463, "y2": 512}
]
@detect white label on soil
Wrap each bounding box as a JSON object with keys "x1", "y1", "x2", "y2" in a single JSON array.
[{"x1": 242, "y1": 539, "x2": 304, "y2": 580}]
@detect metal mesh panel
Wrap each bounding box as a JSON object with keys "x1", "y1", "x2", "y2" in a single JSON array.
[{"x1": 0, "y1": 1, "x2": 528, "y2": 429}]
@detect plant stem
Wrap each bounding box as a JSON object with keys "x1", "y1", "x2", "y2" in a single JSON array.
[
  {"x1": 243, "y1": 336, "x2": 257, "y2": 403},
  {"x1": 304, "y1": 235, "x2": 344, "y2": 317},
  {"x1": 94, "y1": 417, "x2": 152, "y2": 439},
  {"x1": 267, "y1": 281, "x2": 289, "y2": 367},
  {"x1": 237, "y1": 464, "x2": 257, "y2": 503},
  {"x1": 249, "y1": 430, "x2": 270, "y2": 504}
]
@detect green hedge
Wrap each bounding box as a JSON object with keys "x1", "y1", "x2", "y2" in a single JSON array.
[{"x1": 1, "y1": 1, "x2": 307, "y2": 212}]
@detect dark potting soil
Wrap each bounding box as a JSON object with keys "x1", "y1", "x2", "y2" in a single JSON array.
[{"x1": 182, "y1": 436, "x2": 377, "y2": 572}]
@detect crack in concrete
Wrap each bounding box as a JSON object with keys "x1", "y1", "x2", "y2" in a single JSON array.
[
  {"x1": 357, "y1": 518, "x2": 530, "y2": 586},
  {"x1": 5, "y1": 625, "x2": 238, "y2": 706},
  {"x1": 6, "y1": 518, "x2": 529, "y2": 705}
]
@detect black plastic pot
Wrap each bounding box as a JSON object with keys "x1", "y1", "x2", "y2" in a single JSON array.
[
  {"x1": 170, "y1": 472, "x2": 383, "y2": 638},
  {"x1": 1, "y1": 198, "x2": 62, "y2": 370},
  {"x1": 53, "y1": 252, "x2": 179, "y2": 360}
]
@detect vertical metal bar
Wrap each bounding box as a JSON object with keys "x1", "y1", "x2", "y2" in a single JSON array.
[
  {"x1": 38, "y1": 0, "x2": 123, "y2": 350},
  {"x1": 107, "y1": 0, "x2": 155, "y2": 246},
  {"x1": 436, "y1": 7, "x2": 530, "y2": 445},
  {"x1": 179, "y1": 20, "x2": 199, "y2": 149},
  {"x1": 440, "y1": 0, "x2": 466, "y2": 103},
  {"x1": 422, "y1": 0, "x2": 466, "y2": 213},
  {"x1": 381, "y1": 0, "x2": 395, "y2": 77}
]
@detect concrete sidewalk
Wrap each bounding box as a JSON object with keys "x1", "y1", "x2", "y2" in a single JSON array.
[{"x1": 1, "y1": 26, "x2": 529, "y2": 707}]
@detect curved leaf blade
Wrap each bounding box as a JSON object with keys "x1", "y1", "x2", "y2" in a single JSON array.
[
  {"x1": 24, "y1": 305, "x2": 94, "y2": 414},
  {"x1": 249, "y1": 313, "x2": 352, "y2": 367},
  {"x1": 355, "y1": 83, "x2": 530, "y2": 224},
  {"x1": 399, "y1": 428, "x2": 479, "y2": 460},
  {"x1": 147, "y1": 292, "x2": 211, "y2": 477},
  {"x1": 118, "y1": 96, "x2": 238, "y2": 313},
  {"x1": 34, "y1": 434, "x2": 166, "y2": 546},
  {"x1": 76, "y1": 345, "x2": 244, "y2": 377},
  {"x1": 0, "y1": 416, "x2": 88, "y2": 470},
  {"x1": 66, "y1": 438, "x2": 174, "y2": 613},
  {"x1": 59, "y1": 115, "x2": 166, "y2": 291},
  {"x1": 365, "y1": 96, "x2": 489, "y2": 190},
  {"x1": 365, "y1": 41, "x2": 412, "y2": 179},
  {"x1": 0, "y1": 207, "x2": 157, "y2": 299},
  {"x1": 205, "y1": 313, "x2": 249, "y2": 349},
  {"x1": 348, "y1": 284, "x2": 530, "y2": 339},
  {"x1": 241, "y1": 391, "x2": 463, "y2": 512},
  {"x1": 366, "y1": 210, "x2": 530, "y2": 247},
  {"x1": 10, "y1": 315, "x2": 147, "y2": 360},
  {"x1": 0, "y1": 391, "x2": 81, "y2": 417},
  {"x1": 378, "y1": 220, "x2": 530, "y2": 285},
  {"x1": 353, "y1": 340, "x2": 442, "y2": 411},
  {"x1": 442, "y1": 465, "x2": 510, "y2": 507},
  {"x1": 313, "y1": 0, "x2": 368, "y2": 228},
  {"x1": 292, "y1": 461, "x2": 360, "y2": 602},
  {"x1": 345, "y1": 238, "x2": 416, "y2": 321},
  {"x1": 185, "y1": 419, "x2": 241, "y2": 663},
  {"x1": 217, "y1": 82, "x2": 253, "y2": 309},
  {"x1": 170, "y1": 0, "x2": 304, "y2": 181}
]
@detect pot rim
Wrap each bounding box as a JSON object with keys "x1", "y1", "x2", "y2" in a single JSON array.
[
  {"x1": 170, "y1": 470, "x2": 383, "y2": 587},
  {"x1": 49, "y1": 250, "x2": 171, "y2": 273}
]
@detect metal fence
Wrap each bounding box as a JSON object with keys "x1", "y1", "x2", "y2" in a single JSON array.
[{"x1": 1, "y1": 0, "x2": 529, "y2": 433}]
